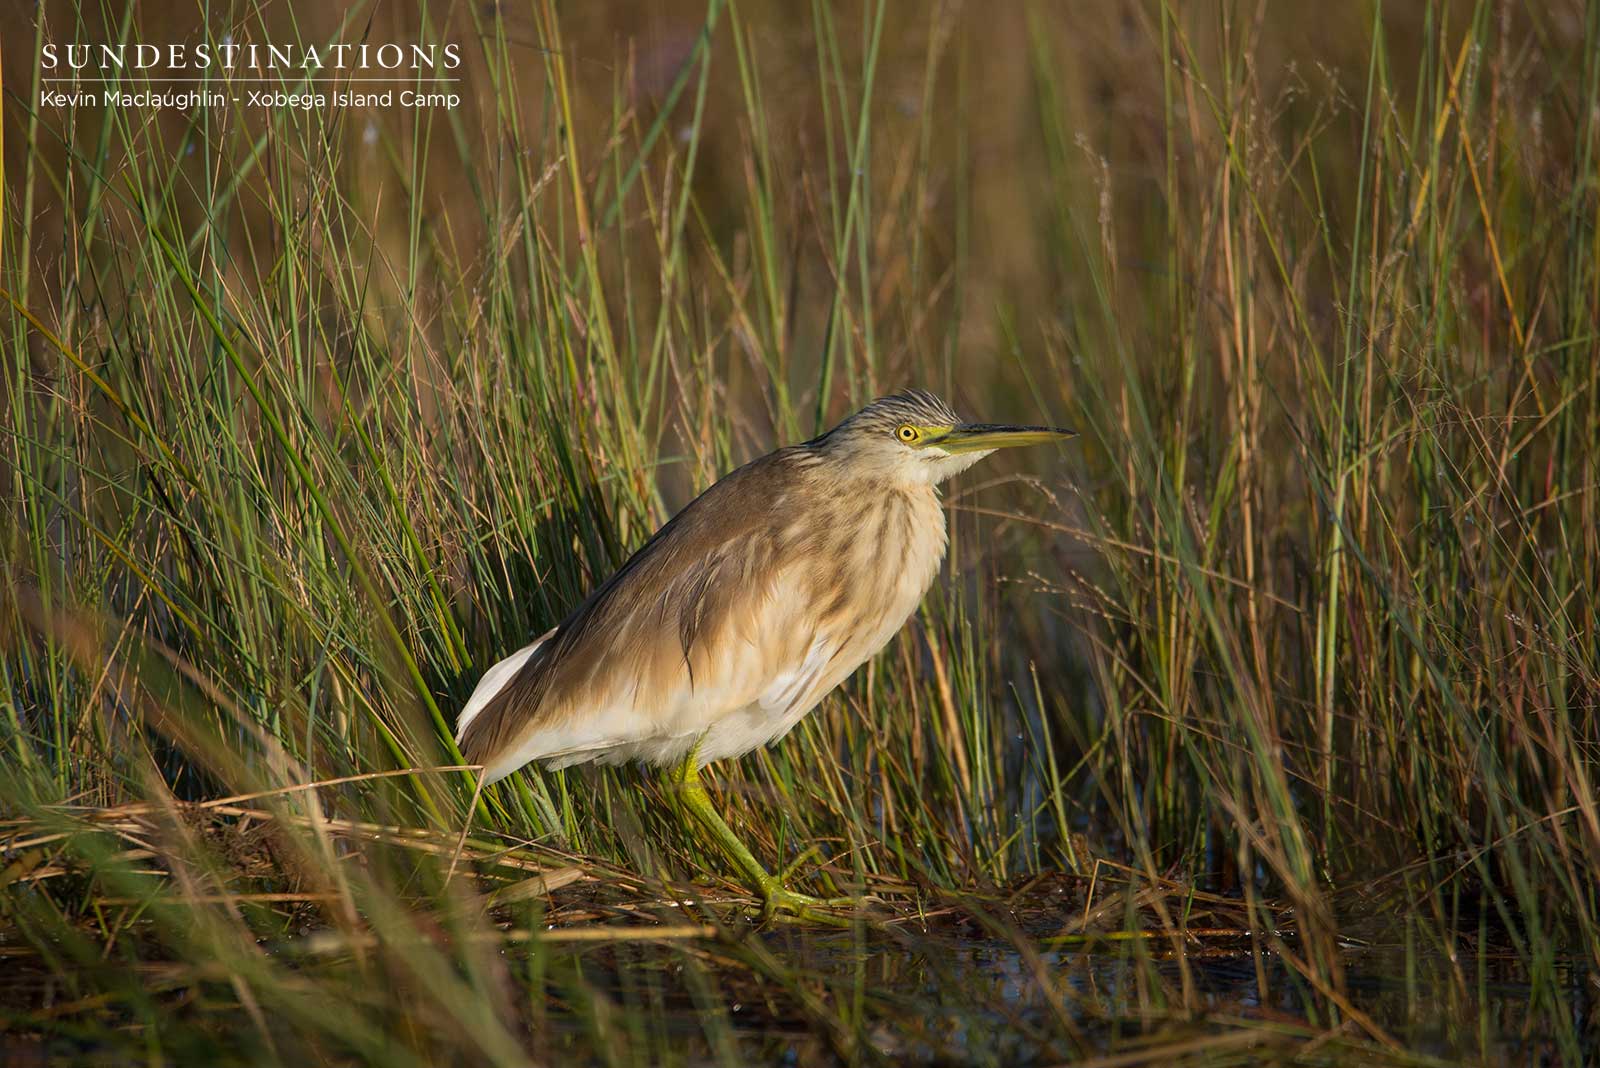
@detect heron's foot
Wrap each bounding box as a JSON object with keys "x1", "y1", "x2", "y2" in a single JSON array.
[
  {"x1": 755, "y1": 876, "x2": 859, "y2": 925},
  {"x1": 759, "y1": 847, "x2": 861, "y2": 924}
]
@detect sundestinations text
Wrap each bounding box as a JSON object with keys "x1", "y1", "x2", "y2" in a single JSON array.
[{"x1": 42, "y1": 42, "x2": 462, "y2": 73}]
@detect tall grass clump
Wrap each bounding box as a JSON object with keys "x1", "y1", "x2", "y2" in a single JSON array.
[
  {"x1": 1037, "y1": 0, "x2": 1600, "y2": 987},
  {"x1": 2, "y1": 0, "x2": 1598, "y2": 1062}
]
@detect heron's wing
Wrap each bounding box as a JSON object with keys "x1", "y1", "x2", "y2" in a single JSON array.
[{"x1": 459, "y1": 448, "x2": 832, "y2": 781}]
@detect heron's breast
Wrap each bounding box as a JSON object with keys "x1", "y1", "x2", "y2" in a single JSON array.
[{"x1": 819, "y1": 485, "x2": 947, "y2": 661}]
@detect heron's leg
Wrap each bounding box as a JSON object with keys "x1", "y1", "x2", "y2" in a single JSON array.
[
  {"x1": 666, "y1": 754, "x2": 774, "y2": 890},
  {"x1": 661, "y1": 748, "x2": 852, "y2": 921}
]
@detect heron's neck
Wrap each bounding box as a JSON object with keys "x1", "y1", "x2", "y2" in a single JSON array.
[{"x1": 811, "y1": 474, "x2": 947, "y2": 606}]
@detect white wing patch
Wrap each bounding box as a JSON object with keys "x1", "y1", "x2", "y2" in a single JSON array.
[{"x1": 455, "y1": 628, "x2": 555, "y2": 743}]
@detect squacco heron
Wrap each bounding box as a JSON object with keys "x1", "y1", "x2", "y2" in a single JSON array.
[{"x1": 457, "y1": 390, "x2": 1073, "y2": 917}]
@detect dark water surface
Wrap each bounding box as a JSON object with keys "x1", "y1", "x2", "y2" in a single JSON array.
[
  {"x1": 710, "y1": 923, "x2": 1596, "y2": 1066},
  {"x1": 2, "y1": 915, "x2": 1594, "y2": 1066}
]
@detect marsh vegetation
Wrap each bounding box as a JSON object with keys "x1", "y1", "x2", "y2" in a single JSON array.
[{"x1": 2, "y1": 0, "x2": 1598, "y2": 1063}]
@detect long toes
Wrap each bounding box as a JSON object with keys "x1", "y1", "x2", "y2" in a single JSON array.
[
  {"x1": 784, "y1": 891, "x2": 857, "y2": 907},
  {"x1": 756, "y1": 885, "x2": 864, "y2": 926}
]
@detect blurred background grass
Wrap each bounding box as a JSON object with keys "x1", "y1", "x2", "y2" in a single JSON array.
[{"x1": 3, "y1": 0, "x2": 1599, "y2": 1063}]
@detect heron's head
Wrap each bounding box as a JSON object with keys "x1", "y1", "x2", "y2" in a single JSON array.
[{"x1": 814, "y1": 389, "x2": 1076, "y2": 485}]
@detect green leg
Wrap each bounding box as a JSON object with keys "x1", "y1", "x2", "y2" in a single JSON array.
[{"x1": 661, "y1": 745, "x2": 854, "y2": 922}]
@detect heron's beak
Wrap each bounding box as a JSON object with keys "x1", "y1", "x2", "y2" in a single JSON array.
[{"x1": 934, "y1": 423, "x2": 1077, "y2": 454}]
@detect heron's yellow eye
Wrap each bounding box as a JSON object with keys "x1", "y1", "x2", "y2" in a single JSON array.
[{"x1": 896, "y1": 425, "x2": 920, "y2": 443}]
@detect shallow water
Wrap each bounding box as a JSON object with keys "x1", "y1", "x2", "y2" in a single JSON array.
[
  {"x1": 3, "y1": 905, "x2": 1594, "y2": 1065},
  {"x1": 732, "y1": 926, "x2": 1594, "y2": 1065}
]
